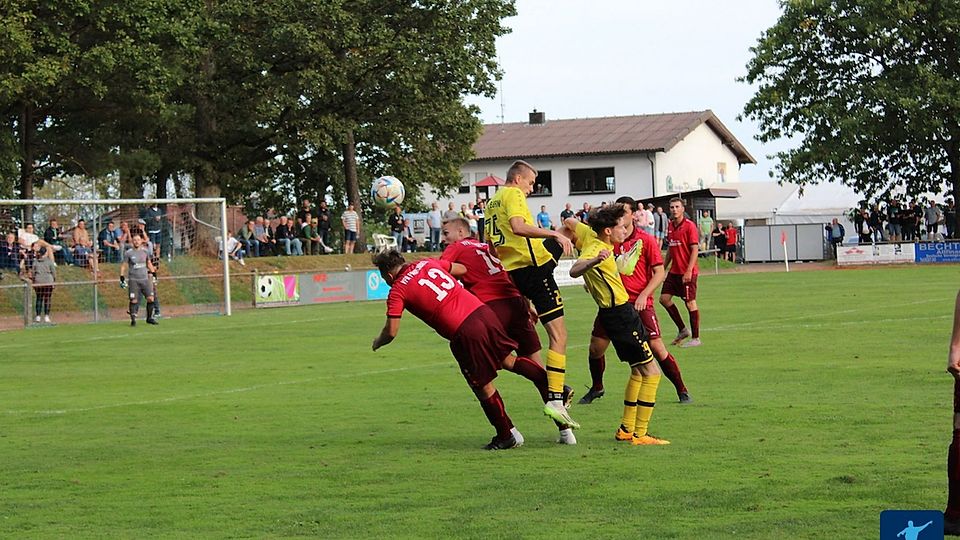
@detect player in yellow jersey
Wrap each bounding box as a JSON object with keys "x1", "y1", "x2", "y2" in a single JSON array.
[
  {"x1": 569, "y1": 204, "x2": 669, "y2": 445},
  {"x1": 485, "y1": 160, "x2": 578, "y2": 428}
]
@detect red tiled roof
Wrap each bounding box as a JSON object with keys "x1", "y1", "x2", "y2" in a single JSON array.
[{"x1": 471, "y1": 110, "x2": 756, "y2": 165}]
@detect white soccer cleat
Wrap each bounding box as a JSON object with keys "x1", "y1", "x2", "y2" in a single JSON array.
[
  {"x1": 43, "y1": 315, "x2": 51, "y2": 323},
  {"x1": 543, "y1": 400, "x2": 580, "y2": 429},
  {"x1": 556, "y1": 427, "x2": 577, "y2": 445},
  {"x1": 510, "y1": 427, "x2": 525, "y2": 447},
  {"x1": 671, "y1": 327, "x2": 691, "y2": 345},
  {"x1": 680, "y1": 338, "x2": 702, "y2": 348}
]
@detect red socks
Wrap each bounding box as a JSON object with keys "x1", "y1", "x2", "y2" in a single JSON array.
[
  {"x1": 689, "y1": 309, "x2": 700, "y2": 338},
  {"x1": 479, "y1": 391, "x2": 513, "y2": 439},
  {"x1": 589, "y1": 355, "x2": 606, "y2": 391},
  {"x1": 507, "y1": 356, "x2": 549, "y2": 402},
  {"x1": 657, "y1": 353, "x2": 687, "y2": 394},
  {"x1": 665, "y1": 303, "x2": 684, "y2": 331}
]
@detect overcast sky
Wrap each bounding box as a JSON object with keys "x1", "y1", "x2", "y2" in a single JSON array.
[{"x1": 465, "y1": 0, "x2": 787, "y2": 181}]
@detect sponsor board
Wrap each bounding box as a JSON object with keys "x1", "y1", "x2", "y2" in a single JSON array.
[{"x1": 837, "y1": 243, "x2": 915, "y2": 266}]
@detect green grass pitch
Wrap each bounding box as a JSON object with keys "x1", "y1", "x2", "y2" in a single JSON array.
[{"x1": 1, "y1": 264, "x2": 958, "y2": 538}]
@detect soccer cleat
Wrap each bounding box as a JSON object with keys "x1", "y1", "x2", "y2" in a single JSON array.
[
  {"x1": 146, "y1": 318, "x2": 159, "y2": 325},
  {"x1": 43, "y1": 315, "x2": 51, "y2": 323},
  {"x1": 543, "y1": 400, "x2": 580, "y2": 430},
  {"x1": 946, "y1": 515, "x2": 960, "y2": 536},
  {"x1": 679, "y1": 338, "x2": 701, "y2": 348},
  {"x1": 130, "y1": 318, "x2": 136, "y2": 327},
  {"x1": 484, "y1": 428, "x2": 524, "y2": 450},
  {"x1": 561, "y1": 384, "x2": 575, "y2": 409},
  {"x1": 679, "y1": 391, "x2": 693, "y2": 403},
  {"x1": 671, "y1": 327, "x2": 691, "y2": 345},
  {"x1": 578, "y1": 386, "x2": 605, "y2": 405},
  {"x1": 632, "y1": 434, "x2": 671, "y2": 446},
  {"x1": 34, "y1": 316, "x2": 41, "y2": 323},
  {"x1": 556, "y1": 427, "x2": 577, "y2": 445},
  {"x1": 615, "y1": 426, "x2": 633, "y2": 441}
]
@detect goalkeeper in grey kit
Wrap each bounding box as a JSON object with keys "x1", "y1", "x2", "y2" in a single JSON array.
[{"x1": 120, "y1": 233, "x2": 158, "y2": 326}]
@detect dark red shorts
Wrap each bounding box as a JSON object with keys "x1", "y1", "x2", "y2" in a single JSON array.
[
  {"x1": 662, "y1": 272, "x2": 697, "y2": 301},
  {"x1": 592, "y1": 304, "x2": 661, "y2": 340},
  {"x1": 488, "y1": 296, "x2": 541, "y2": 357},
  {"x1": 449, "y1": 306, "x2": 518, "y2": 390},
  {"x1": 955, "y1": 379, "x2": 960, "y2": 413}
]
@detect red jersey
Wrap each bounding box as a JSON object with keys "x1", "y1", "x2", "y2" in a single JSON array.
[
  {"x1": 614, "y1": 226, "x2": 664, "y2": 307},
  {"x1": 667, "y1": 217, "x2": 699, "y2": 276},
  {"x1": 440, "y1": 239, "x2": 520, "y2": 303},
  {"x1": 385, "y1": 258, "x2": 483, "y2": 340},
  {"x1": 725, "y1": 226, "x2": 738, "y2": 246}
]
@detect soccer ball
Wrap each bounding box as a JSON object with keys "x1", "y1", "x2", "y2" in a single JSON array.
[{"x1": 371, "y1": 176, "x2": 405, "y2": 207}]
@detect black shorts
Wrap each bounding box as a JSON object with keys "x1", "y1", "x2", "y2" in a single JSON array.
[
  {"x1": 596, "y1": 304, "x2": 654, "y2": 366},
  {"x1": 487, "y1": 296, "x2": 541, "y2": 357},
  {"x1": 449, "y1": 306, "x2": 517, "y2": 391},
  {"x1": 508, "y1": 262, "x2": 564, "y2": 324}
]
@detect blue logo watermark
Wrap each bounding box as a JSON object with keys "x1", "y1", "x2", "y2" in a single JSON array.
[{"x1": 880, "y1": 510, "x2": 943, "y2": 540}]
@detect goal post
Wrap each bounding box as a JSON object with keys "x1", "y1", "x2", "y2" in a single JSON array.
[{"x1": 0, "y1": 197, "x2": 232, "y2": 327}]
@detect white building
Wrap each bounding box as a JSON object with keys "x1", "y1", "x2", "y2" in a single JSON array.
[{"x1": 431, "y1": 110, "x2": 756, "y2": 223}]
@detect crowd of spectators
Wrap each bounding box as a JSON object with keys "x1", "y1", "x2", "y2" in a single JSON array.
[{"x1": 850, "y1": 197, "x2": 956, "y2": 244}]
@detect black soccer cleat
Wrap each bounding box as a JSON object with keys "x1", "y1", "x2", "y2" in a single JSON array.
[
  {"x1": 130, "y1": 319, "x2": 136, "y2": 327},
  {"x1": 561, "y1": 384, "x2": 575, "y2": 409},
  {"x1": 577, "y1": 386, "x2": 605, "y2": 405},
  {"x1": 483, "y1": 429, "x2": 524, "y2": 450},
  {"x1": 146, "y1": 318, "x2": 159, "y2": 325},
  {"x1": 679, "y1": 391, "x2": 693, "y2": 404}
]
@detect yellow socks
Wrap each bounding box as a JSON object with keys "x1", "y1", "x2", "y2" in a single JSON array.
[
  {"x1": 633, "y1": 374, "x2": 661, "y2": 437},
  {"x1": 545, "y1": 349, "x2": 566, "y2": 399},
  {"x1": 620, "y1": 374, "x2": 643, "y2": 433}
]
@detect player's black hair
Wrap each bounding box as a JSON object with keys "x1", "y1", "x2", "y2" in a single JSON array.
[
  {"x1": 372, "y1": 249, "x2": 405, "y2": 277},
  {"x1": 589, "y1": 203, "x2": 626, "y2": 235},
  {"x1": 615, "y1": 196, "x2": 637, "y2": 212}
]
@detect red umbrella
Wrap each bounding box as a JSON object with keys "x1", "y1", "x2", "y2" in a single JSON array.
[{"x1": 474, "y1": 175, "x2": 505, "y2": 187}]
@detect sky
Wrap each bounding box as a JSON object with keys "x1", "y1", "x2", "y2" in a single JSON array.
[{"x1": 465, "y1": 0, "x2": 787, "y2": 181}]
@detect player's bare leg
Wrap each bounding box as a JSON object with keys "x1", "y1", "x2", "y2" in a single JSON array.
[
  {"x1": 680, "y1": 298, "x2": 700, "y2": 348},
  {"x1": 660, "y1": 293, "x2": 690, "y2": 345}
]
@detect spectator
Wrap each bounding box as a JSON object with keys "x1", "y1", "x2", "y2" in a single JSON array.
[
  {"x1": 274, "y1": 215, "x2": 303, "y2": 256},
  {"x1": 31, "y1": 246, "x2": 56, "y2": 323},
  {"x1": 98, "y1": 221, "x2": 121, "y2": 263},
  {"x1": 221, "y1": 232, "x2": 246, "y2": 266},
  {"x1": 466, "y1": 202, "x2": 479, "y2": 236},
  {"x1": 401, "y1": 219, "x2": 418, "y2": 252},
  {"x1": 576, "y1": 202, "x2": 591, "y2": 223},
  {"x1": 116, "y1": 221, "x2": 130, "y2": 252},
  {"x1": 654, "y1": 206, "x2": 668, "y2": 248},
  {"x1": 0, "y1": 232, "x2": 20, "y2": 272},
  {"x1": 855, "y1": 208, "x2": 872, "y2": 244},
  {"x1": 443, "y1": 201, "x2": 459, "y2": 222},
  {"x1": 698, "y1": 210, "x2": 715, "y2": 251},
  {"x1": 899, "y1": 202, "x2": 915, "y2": 242},
  {"x1": 19, "y1": 223, "x2": 39, "y2": 250},
  {"x1": 869, "y1": 203, "x2": 885, "y2": 242},
  {"x1": 297, "y1": 198, "x2": 313, "y2": 224},
  {"x1": 536, "y1": 205, "x2": 552, "y2": 229},
  {"x1": 427, "y1": 202, "x2": 443, "y2": 250},
  {"x1": 825, "y1": 218, "x2": 846, "y2": 256},
  {"x1": 43, "y1": 218, "x2": 75, "y2": 266},
  {"x1": 474, "y1": 199, "x2": 486, "y2": 242},
  {"x1": 312, "y1": 218, "x2": 334, "y2": 253},
  {"x1": 388, "y1": 205, "x2": 405, "y2": 246},
  {"x1": 886, "y1": 199, "x2": 902, "y2": 242},
  {"x1": 316, "y1": 201, "x2": 332, "y2": 248},
  {"x1": 254, "y1": 216, "x2": 275, "y2": 255},
  {"x1": 300, "y1": 214, "x2": 319, "y2": 255},
  {"x1": 926, "y1": 199, "x2": 943, "y2": 241},
  {"x1": 710, "y1": 222, "x2": 726, "y2": 259},
  {"x1": 643, "y1": 203, "x2": 656, "y2": 235},
  {"x1": 143, "y1": 203, "x2": 163, "y2": 247},
  {"x1": 947, "y1": 199, "x2": 956, "y2": 239},
  {"x1": 912, "y1": 199, "x2": 924, "y2": 240},
  {"x1": 724, "y1": 222, "x2": 739, "y2": 263},
  {"x1": 237, "y1": 219, "x2": 260, "y2": 257},
  {"x1": 71, "y1": 219, "x2": 98, "y2": 270},
  {"x1": 341, "y1": 204, "x2": 359, "y2": 254},
  {"x1": 559, "y1": 202, "x2": 575, "y2": 223}
]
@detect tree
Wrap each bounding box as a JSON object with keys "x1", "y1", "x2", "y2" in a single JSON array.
[{"x1": 742, "y1": 0, "x2": 960, "y2": 233}]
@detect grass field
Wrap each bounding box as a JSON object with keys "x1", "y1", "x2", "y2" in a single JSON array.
[{"x1": 1, "y1": 264, "x2": 958, "y2": 538}]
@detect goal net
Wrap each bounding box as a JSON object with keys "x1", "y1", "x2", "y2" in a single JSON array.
[{"x1": 0, "y1": 198, "x2": 232, "y2": 330}]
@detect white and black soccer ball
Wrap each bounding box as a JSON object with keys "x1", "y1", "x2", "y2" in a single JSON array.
[
  {"x1": 258, "y1": 276, "x2": 275, "y2": 299},
  {"x1": 371, "y1": 176, "x2": 405, "y2": 208}
]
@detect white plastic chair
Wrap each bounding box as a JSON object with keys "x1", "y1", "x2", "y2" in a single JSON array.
[{"x1": 372, "y1": 233, "x2": 398, "y2": 253}]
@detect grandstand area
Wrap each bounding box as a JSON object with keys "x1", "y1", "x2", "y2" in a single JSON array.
[{"x1": 1, "y1": 263, "x2": 955, "y2": 538}]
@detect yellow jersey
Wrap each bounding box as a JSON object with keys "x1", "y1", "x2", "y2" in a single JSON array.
[
  {"x1": 485, "y1": 186, "x2": 553, "y2": 271},
  {"x1": 573, "y1": 221, "x2": 596, "y2": 252},
  {"x1": 579, "y1": 235, "x2": 628, "y2": 309}
]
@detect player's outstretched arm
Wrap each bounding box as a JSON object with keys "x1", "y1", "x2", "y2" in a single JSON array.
[
  {"x1": 570, "y1": 249, "x2": 610, "y2": 278},
  {"x1": 508, "y1": 217, "x2": 574, "y2": 256},
  {"x1": 372, "y1": 318, "x2": 400, "y2": 351},
  {"x1": 948, "y1": 290, "x2": 960, "y2": 378},
  {"x1": 448, "y1": 262, "x2": 467, "y2": 278}
]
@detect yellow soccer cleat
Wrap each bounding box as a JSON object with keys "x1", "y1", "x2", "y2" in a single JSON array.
[{"x1": 631, "y1": 434, "x2": 671, "y2": 446}]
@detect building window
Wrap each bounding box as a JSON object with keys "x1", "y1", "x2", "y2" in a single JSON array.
[
  {"x1": 529, "y1": 170, "x2": 553, "y2": 197},
  {"x1": 717, "y1": 162, "x2": 727, "y2": 183},
  {"x1": 569, "y1": 167, "x2": 615, "y2": 194},
  {"x1": 460, "y1": 173, "x2": 473, "y2": 194}
]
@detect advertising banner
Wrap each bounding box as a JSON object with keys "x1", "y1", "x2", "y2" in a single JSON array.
[
  {"x1": 255, "y1": 274, "x2": 300, "y2": 306},
  {"x1": 299, "y1": 271, "x2": 359, "y2": 304},
  {"x1": 837, "y1": 243, "x2": 915, "y2": 266},
  {"x1": 365, "y1": 270, "x2": 391, "y2": 300},
  {"x1": 915, "y1": 241, "x2": 960, "y2": 264},
  {"x1": 553, "y1": 258, "x2": 585, "y2": 287}
]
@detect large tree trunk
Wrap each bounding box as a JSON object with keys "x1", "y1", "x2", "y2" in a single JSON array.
[
  {"x1": 18, "y1": 102, "x2": 35, "y2": 225},
  {"x1": 194, "y1": 166, "x2": 223, "y2": 256},
  {"x1": 342, "y1": 129, "x2": 363, "y2": 252}
]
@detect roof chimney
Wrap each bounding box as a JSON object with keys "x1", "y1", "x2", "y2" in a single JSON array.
[{"x1": 528, "y1": 109, "x2": 545, "y2": 125}]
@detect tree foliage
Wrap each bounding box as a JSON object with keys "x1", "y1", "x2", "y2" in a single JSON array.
[{"x1": 741, "y1": 0, "x2": 960, "y2": 219}]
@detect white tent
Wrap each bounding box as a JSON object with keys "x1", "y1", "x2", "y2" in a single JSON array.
[{"x1": 717, "y1": 181, "x2": 862, "y2": 225}]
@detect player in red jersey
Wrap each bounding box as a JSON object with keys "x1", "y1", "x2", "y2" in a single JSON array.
[
  {"x1": 440, "y1": 217, "x2": 579, "y2": 442},
  {"x1": 660, "y1": 196, "x2": 702, "y2": 347},
  {"x1": 944, "y1": 290, "x2": 960, "y2": 535},
  {"x1": 562, "y1": 197, "x2": 691, "y2": 405},
  {"x1": 372, "y1": 250, "x2": 550, "y2": 450}
]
